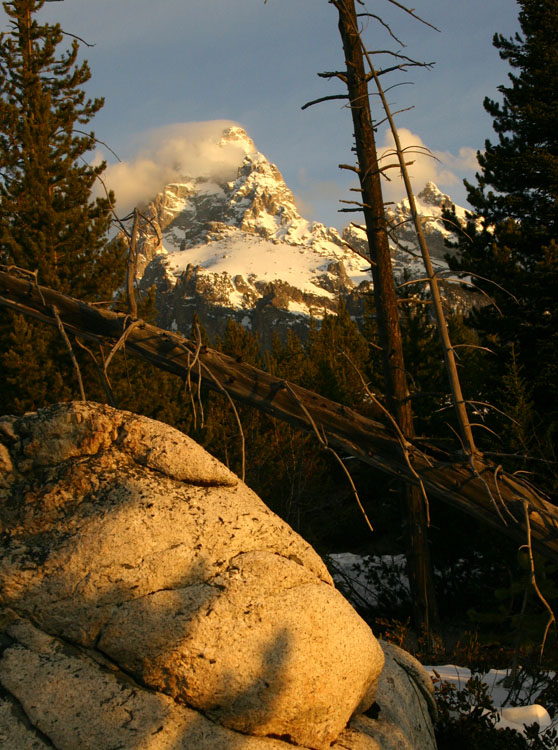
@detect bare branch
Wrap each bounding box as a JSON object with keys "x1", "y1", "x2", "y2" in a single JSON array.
[
  {"x1": 381, "y1": 81, "x2": 415, "y2": 94},
  {"x1": 380, "y1": 144, "x2": 439, "y2": 162},
  {"x1": 339, "y1": 239, "x2": 374, "y2": 265},
  {"x1": 341, "y1": 350, "x2": 432, "y2": 521},
  {"x1": 385, "y1": 0, "x2": 441, "y2": 32},
  {"x1": 126, "y1": 210, "x2": 139, "y2": 319},
  {"x1": 103, "y1": 318, "x2": 142, "y2": 382},
  {"x1": 89, "y1": 169, "x2": 130, "y2": 237},
  {"x1": 301, "y1": 94, "x2": 349, "y2": 110},
  {"x1": 365, "y1": 48, "x2": 435, "y2": 69},
  {"x1": 60, "y1": 30, "x2": 95, "y2": 48},
  {"x1": 353, "y1": 16, "x2": 479, "y2": 458},
  {"x1": 74, "y1": 337, "x2": 116, "y2": 407},
  {"x1": 451, "y1": 344, "x2": 496, "y2": 355},
  {"x1": 449, "y1": 268, "x2": 519, "y2": 304},
  {"x1": 356, "y1": 12, "x2": 406, "y2": 46},
  {"x1": 318, "y1": 70, "x2": 348, "y2": 83},
  {"x1": 397, "y1": 297, "x2": 432, "y2": 306},
  {"x1": 521, "y1": 502, "x2": 556, "y2": 658},
  {"x1": 52, "y1": 305, "x2": 85, "y2": 401},
  {"x1": 339, "y1": 199, "x2": 371, "y2": 208},
  {"x1": 198, "y1": 358, "x2": 246, "y2": 482},
  {"x1": 134, "y1": 209, "x2": 162, "y2": 247},
  {"x1": 282, "y1": 380, "x2": 374, "y2": 535},
  {"x1": 373, "y1": 62, "x2": 429, "y2": 77},
  {"x1": 338, "y1": 163, "x2": 360, "y2": 174},
  {"x1": 373, "y1": 106, "x2": 415, "y2": 128},
  {"x1": 74, "y1": 131, "x2": 121, "y2": 162}
]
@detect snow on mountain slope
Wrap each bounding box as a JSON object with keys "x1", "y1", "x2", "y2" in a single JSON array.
[
  {"x1": 134, "y1": 126, "x2": 469, "y2": 343},
  {"x1": 343, "y1": 181, "x2": 465, "y2": 278}
]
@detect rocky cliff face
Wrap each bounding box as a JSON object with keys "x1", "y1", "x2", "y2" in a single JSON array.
[{"x1": 132, "y1": 126, "x2": 468, "y2": 344}]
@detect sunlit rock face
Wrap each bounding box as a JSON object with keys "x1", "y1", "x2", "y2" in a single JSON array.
[
  {"x1": 0, "y1": 401, "x2": 390, "y2": 750},
  {"x1": 126, "y1": 127, "x2": 471, "y2": 345}
]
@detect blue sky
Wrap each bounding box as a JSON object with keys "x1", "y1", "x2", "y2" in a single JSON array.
[{"x1": 4, "y1": 0, "x2": 521, "y2": 229}]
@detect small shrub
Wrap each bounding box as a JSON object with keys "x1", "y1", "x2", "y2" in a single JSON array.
[{"x1": 433, "y1": 672, "x2": 557, "y2": 750}]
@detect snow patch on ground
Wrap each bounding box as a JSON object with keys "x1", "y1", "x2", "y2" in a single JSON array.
[
  {"x1": 426, "y1": 664, "x2": 553, "y2": 735},
  {"x1": 329, "y1": 552, "x2": 555, "y2": 740}
]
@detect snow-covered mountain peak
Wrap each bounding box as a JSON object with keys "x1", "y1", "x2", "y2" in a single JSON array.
[
  {"x1": 134, "y1": 126, "x2": 345, "y2": 268},
  {"x1": 131, "y1": 126, "x2": 471, "y2": 344},
  {"x1": 227, "y1": 151, "x2": 301, "y2": 234},
  {"x1": 218, "y1": 125, "x2": 257, "y2": 155},
  {"x1": 417, "y1": 181, "x2": 452, "y2": 208}
]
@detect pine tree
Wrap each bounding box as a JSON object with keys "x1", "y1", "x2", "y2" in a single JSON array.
[
  {"x1": 445, "y1": 0, "x2": 558, "y2": 488},
  {"x1": 467, "y1": 0, "x2": 558, "y2": 245},
  {"x1": 0, "y1": 0, "x2": 126, "y2": 413},
  {"x1": 313, "y1": 305, "x2": 369, "y2": 406},
  {"x1": 218, "y1": 318, "x2": 263, "y2": 367}
]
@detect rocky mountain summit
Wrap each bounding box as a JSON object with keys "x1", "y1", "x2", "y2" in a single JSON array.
[{"x1": 132, "y1": 126, "x2": 467, "y2": 344}]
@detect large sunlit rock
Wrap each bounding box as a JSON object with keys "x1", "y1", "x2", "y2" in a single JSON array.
[
  {"x1": 346, "y1": 641, "x2": 437, "y2": 750},
  {"x1": 0, "y1": 401, "x2": 386, "y2": 750}
]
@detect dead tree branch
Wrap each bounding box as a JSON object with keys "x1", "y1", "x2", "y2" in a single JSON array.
[
  {"x1": 385, "y1": 0, "x2": 440, "y2": 32},
  {"x1": 52, "y1": 304, "x2": 85, "y2": 401},
  {"x1": 282, "y1": 380, "x2": 375, "y2": 535},
  {"x1": 301, "y1": 94, "x2": 350, "y2": 110},
  {"x1": 356, "y1": 12, "x2": 405, "y2": 46},
  {"x1": 1, "y1": 268, "x2": 558, "y2": 561},
  {"x1": 353, "y1": 15, "x2": 479, "y2": 458}
]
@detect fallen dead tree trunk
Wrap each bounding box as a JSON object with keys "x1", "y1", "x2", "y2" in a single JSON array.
[{"x1": 1, "y1": 267, "x2": 558, "y2": 561}]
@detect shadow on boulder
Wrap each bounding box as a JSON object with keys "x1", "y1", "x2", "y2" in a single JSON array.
[{"x1": 0, "y1": 402, "x2": 433, "y2": 750}]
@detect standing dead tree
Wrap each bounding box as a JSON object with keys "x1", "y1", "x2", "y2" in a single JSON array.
[
  {"x1": 353, "y1": 7, "x2": 478, "y2": 460},
  {"x1": 125, "y1": 209, "x2": 140, "y2": 319},
  {"x1": 2, "y1": 267, "x2": 557, "y2": 562},
  {"x1": 303, "y1": 0, "x2": 440, "y2": 636}
]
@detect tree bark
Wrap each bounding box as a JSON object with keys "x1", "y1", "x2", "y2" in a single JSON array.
[
  {"x1": 126, "y1": 209, "x2": 139, "y2": 319},
  {"x1": 1, "y1": 268, "x2": 557, "y2": 563}
]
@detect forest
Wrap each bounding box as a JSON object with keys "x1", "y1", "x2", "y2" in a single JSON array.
[{"x1": 1, "y1": 1, "x2": 557, "y2": 747}]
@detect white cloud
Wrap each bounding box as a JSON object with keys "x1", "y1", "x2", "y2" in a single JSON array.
[
  {"x1": 96, "y1": 120, "x2": 252, "y2": 216},
  {"x1": 377, "y1": 128, "x2": 478, "y2": 203}
]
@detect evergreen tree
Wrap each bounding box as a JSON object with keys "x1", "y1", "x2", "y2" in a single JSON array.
[
  {"x1": 445, "y1": 0, "x2": 558, "y2": 489},
  {"x1": 306, "y1": 300, "x2": 370, "y2": 406},
  {"x1": 467, "y1": 0, "x2": 558, "y2": 244},
  {"x1": 0, "y1": 0, "x2": 126, "y2": 413},
  {"x1": 218, "y1": 318, "x2": 263, "y2": 366}
]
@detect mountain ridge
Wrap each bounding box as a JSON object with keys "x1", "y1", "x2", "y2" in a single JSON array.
[{"x1": 131, "y1": 126, "x2": 469, "y2": 344}]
